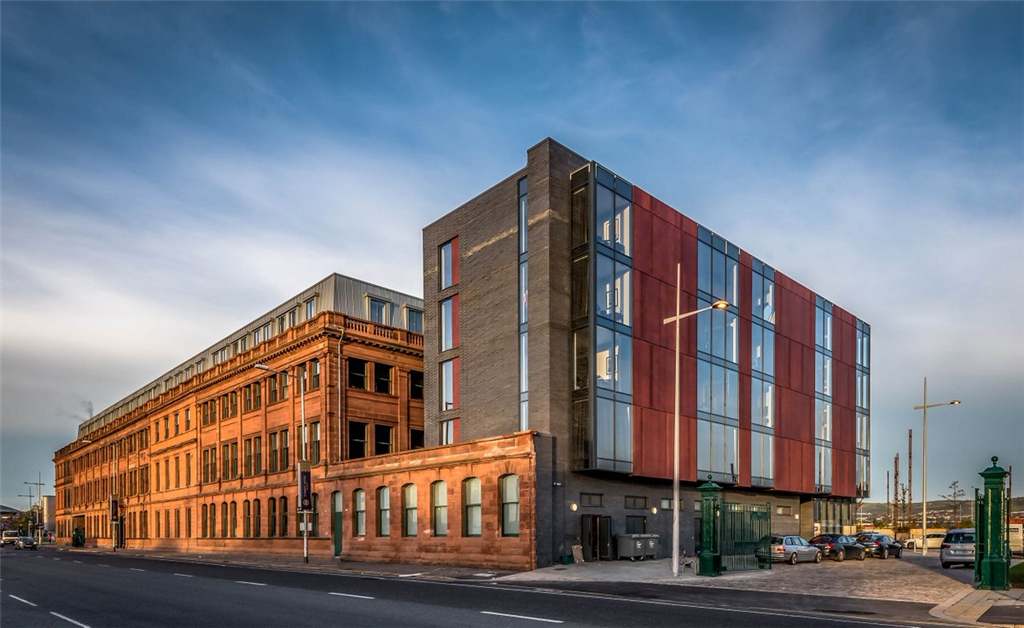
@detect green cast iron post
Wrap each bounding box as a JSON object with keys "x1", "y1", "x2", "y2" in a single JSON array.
[
  {"x1": 978, "y1": 456, "x2": 1009, "y2": 590},
  {"x1": 698, "y1": 475, "x2": 722, "y2": 577}
]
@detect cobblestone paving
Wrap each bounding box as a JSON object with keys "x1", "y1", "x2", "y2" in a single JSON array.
[{"x1": 499, "y1": 552, "x2": 973, "y2": 604}]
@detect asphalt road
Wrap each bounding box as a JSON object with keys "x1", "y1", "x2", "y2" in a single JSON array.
[{"x1": 0, "y1": 547, "x2": 961, "y2": 628}]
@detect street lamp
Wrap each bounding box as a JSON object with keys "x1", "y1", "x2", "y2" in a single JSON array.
[
  {"x1": 255, "y1": 363, "x2": 310, "y2": 563},
  {"x1": 663, "y1": 260, "x2": 729, "y2": 577},
  {"x1": 25, "y1": 476, "x2": 45, "y2": 544},
  {"x1": 912, "y1": 376, "x2": 961, "y2": 556}
]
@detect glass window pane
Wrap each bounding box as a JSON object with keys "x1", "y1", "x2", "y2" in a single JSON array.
[
  {"x1": 697, "y1": 360, "x2": 711, "y2": 413},
  {"x1": 725, "y1": 312, "x2": 738, "y2": 364},
  {"x1": 751, "y1": 273, "x2": 763, "y2": 320},
  {"x1": 440, "y1": 360, "x2": 454, "y2": 411},
  {"x1": 595, "y1": 326, "x2": 614, "y2": 390},
  {"x1": 815, "y1": 352, "x2": 824, "y2": 394},
  {"x1": 519, "y1": 262, "x2": 528, "y2": 324},
  {"x1": 751, "y1": 432, "x2": 762, "y2": 479},
  {"x1": 725, "y1": 257, "x2": 738, "y2": 306},
  {"x1": 764, "y1": 280, "x2": 775, "y2": 323},
  {"x1": 726, "y1": 424, "x2": 738, "y2": 478},
  {"x1": 711, "y1": 364, "x2": 725, "y2": 416},
  {"x1": 815, "y1": 308, "x2": 824, "y2": 347},
  {"x1": 615, "y1": 262, "x2": 631, "y2": 326},
  {"x1": 440, "y1": 242, "x2": 453, "y2": 289},
  {"x1": 725, "y1": 369, "x2": 739, "y2": 420},
  {"x1": 751, "y1": 379, "x2": 762, "y2": 426},
  {"x1": 698, "y1": 242, "x2": 711, "y2": 295},
  {"x1": 615, "y1": 402, "x2": 632, "y2": 464},
  {"x1": 615, "y1": 332, "x2": 631, "y2": 394},
  {"x1": 596, "y1": 254, "x2": 614, "y2": 320},
  {"x1": 596, "y1": 398, "x2": 614, "y2": 462},
  {"x1": 596, "y1": 184, "x2": 614, "y2": 249},
  {"x1": 764, "y1": 329, "x2": 774, "y2": 377},
  {"x1": 764, "y1": 382, "x2": 774, "y2": 428},
  {"x1": 712, "y1": 250, "x2": 725, "y2": 300},
  {"x1": 520, "y1": 332, "x2": 529, "y2": 394},
  {"x1": 711, "y1": 308, "x2": 724, "y2": 358},
  {"x1": 713, "y1": 422, "x2": 725, "y2": 473},
  {"x1": 697, "y1": 301, "x2": 711, "y2": 354},
  {"x1": 440, "y1": 299, "x2": 453, "y2": 351},
  {"x1": 697, "y1": 419, "x2": 711, "y2": 472},
  {"x1": 614, "y1": 193, "x2": 631, "y2": 256},
  {"x1": 765, "y1": 434, "x2": 774, "y2": 479},
  {"x1": 751, "y1": 323, "x2": 763, "y2": 372}
]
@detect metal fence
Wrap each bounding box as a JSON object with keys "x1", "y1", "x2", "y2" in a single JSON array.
[{"x1": 719, "y1": 501, "x2": 772, "y2": 572}]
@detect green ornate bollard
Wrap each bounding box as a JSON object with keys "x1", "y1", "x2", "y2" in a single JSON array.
[
  {"x1": 698, "y1": 475, "x2": 722, "y2": 577},
  {"x1": 978, "y1": 456, "x2": 1010, "y2": 590}
]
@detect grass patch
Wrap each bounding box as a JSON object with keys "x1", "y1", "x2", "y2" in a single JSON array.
[{"x1": 1010, "y1": 561, "x2": 1024, "y2": 588}]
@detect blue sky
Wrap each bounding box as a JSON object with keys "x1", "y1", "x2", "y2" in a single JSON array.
[{"x1": 2, "y1": 2, "x2": 1021, "y2": 510}]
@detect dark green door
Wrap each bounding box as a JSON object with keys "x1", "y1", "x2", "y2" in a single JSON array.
[{"x1": 332, "y1": 492, "x2": 343, "y2": 557}]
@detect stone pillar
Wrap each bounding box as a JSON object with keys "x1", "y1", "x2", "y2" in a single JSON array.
[
  {"x1": 978, "y1": 456, "x2": 1009, "y2": 590},
  {"x1": 698, "y1": 475, "x2": 722, "y2": 577}
]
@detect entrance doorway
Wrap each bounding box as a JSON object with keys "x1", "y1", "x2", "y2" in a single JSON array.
[
  {"x1": 581, "y1": 515, "x2": 612, "y2": 561},
  {"x1": 332, "y1": 491, "x2": 343, "y2": 557}
]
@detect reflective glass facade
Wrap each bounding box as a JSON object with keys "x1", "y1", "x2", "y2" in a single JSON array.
[
  {"x1": 855, "y1": 320, "x2": 871, "y2": 497},
  {"x1": 814, "y1": 296, "x2": 833, "y2": 493},
  {"x1": 750, "y1": 258, "x2": 776, "y2": 487}
]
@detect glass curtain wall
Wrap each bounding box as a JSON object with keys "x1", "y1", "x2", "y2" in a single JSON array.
[
  {"x1": 814, "y1": 297, "x2": 834, "y2": 493},
  {"x1": 750, "y1": 258, "x2": 776, "y2": 487},
  {"x1": 696, "y1": 226, "x2": 741, "y2": 483},
  {"x1": 855, "y1": 320, "x2": 871, "y2": 498}
]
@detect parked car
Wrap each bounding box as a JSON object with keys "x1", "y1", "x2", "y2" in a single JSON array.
[
  {"x1": 809, "y1": 534, "x2": 867, "y2": 561},
  {"x1": 940, "y1": 528, "x2": 975, "y2": 569},
  {"x1": 904, "y1": 532, "x2": 946, "y2": 550},
  {"x1": 14, "y1": 536, "x2": 37, "y2": 550},
  {"x1": 769, "y1": 535, "x2": 823, "y2": 564},
  {"x1": 855, "y1": 533, "x2": 903, "y2": 559},
  {"x1": 1, "y1": 530, "x2": 19, "y2": 547}
]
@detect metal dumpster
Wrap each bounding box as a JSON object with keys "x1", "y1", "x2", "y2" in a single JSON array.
[
  {"x1": 639, "y1": 533, "x2": 659, "y2": 559},
  {"x1": 616, "y1": 534, "x2": 646, "y2": 560}
]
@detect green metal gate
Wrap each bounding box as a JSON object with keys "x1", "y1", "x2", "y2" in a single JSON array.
[{"x1": 719, "y1": 501, "x2": 772, "y2": 572}]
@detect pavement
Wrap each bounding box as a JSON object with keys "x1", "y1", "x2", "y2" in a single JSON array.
[{"x1": 28, "y1": 544, "x2": 1024, "y2": 627}]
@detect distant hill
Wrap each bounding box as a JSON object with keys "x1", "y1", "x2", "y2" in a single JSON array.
[{"x1": 858, "y1": 496, "x2": 1024, "y2": 520}]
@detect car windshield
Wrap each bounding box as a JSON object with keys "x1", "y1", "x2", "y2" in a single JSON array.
[{"x1": 946, "y1": 532, "x2": 975, "y2": 544}]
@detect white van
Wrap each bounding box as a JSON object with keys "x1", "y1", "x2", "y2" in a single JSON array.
[
  {"x1": 1, "y1": 530, "x2": 20, "y2": 547},
  {"x1": 1009, "y1": 522, "x2": 1023, "y2": 557}
]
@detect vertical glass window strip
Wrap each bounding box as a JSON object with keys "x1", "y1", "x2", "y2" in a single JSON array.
[
  {"x1": 815, "y1": 297, "x2": 834, "y2": 493},
  {"x1": 440, "y1": 360, "x2": 455, "y2": 411},
  {"x1": 439, "y1": 298, "x2": 454, "y2": 351},
  {"x1": 440, "y1": 241, "x2": 454, "y2": 289},
  {"x1": 855, "y1": 320, "x2": 871, "y2": 497},
  {"x1": 518, "y1": 177, "x2": 529, "y2": 431}
]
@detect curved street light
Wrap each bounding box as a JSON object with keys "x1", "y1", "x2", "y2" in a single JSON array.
[
  {"x1": 663, "y1": 260, "x2": 729, "y2": 576},
  {"x1": 912, "y1": 377, "x2": 961, "y2": 556}
]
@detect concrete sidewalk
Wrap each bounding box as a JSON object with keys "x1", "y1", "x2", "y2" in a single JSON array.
[{"x1": 931, "y1": 588, "x2": 1024, "y2": 627}]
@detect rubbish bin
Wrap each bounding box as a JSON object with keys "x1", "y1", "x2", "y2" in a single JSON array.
[
  {"x1": 616, "y1": 534, "x2": 646, "y2": 561},
  {"x1": 640, "y1": 534, "x2": 660, "y2": 560}
]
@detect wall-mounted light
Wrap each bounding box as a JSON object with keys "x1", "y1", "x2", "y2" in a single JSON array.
[
  {"x1": 569, "y1": 502, "x2": 578, "y2": 512},
  {"x1": 651, "y1": 507, "x2": 658, "y2": 515}
]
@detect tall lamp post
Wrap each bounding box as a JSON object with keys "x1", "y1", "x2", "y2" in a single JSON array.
[
  {"x1": 913, "y1": 376, "x2": 961, "y2": 556},
  {"x1": 663, "y1": 261, "x2": 728, "y2": 577},
  {"x1": 17, "y1": 489, "x2": 34, "y2": 536},
  {"x1": 25, "y1": 475, "x2": 45, "y2": 544},
  {"x1": 255, "y1": 363, "x2": 309, "y2": 563}
]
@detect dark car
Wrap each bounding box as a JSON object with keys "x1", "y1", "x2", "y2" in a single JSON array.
[
  {"x1": 809, "y1": 534, "x2": 867, "y2": 561},
  {"x1": 855, "y1": 533, "x2": 903, "y2": 559},
  {"x1": 14, "y1": 536, "x2": 38, "y2": 550}
]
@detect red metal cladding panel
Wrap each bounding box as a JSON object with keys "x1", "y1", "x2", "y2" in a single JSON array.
[
  {"x1": 452, "y1": 294, "x2": 460, "y2": 347},
  {"x1": 682, "y1": 354, "x2": 698, "y2": 418},
  {"x1": 634, "y1": 203, "x2": 654, "y2": 277},
  {"x1": 739, "y1": 427, "x2": 752, "y2": 486},
  {"x1": 833, "y1": 361, "x2": 854, "y2": 413},
  {"x1": 681, "y1": 232, "x2": 699, "y2": 299},
  {"x1": 800, "y1": 441, "x2": 816, "y2": 494},
  {"x1": 452, "y1": 357, "x2": 460, "y2": 408},
  {"x1": 633, "y1": 338, "x2": 653, "y2": 409},
  {"x1": 451, "y1": 237, "x2": 460, "y2": 285},
  {"x1": 633, "y1": 186, "x2": 652, "y2": 210},
  {"x1": 680, "y1": 214, "x2": 698, "y2": 238},
  {"x1": 833, "y1": 448, "x2": 855, "y2": 497}
]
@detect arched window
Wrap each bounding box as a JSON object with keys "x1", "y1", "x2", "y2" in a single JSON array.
[
  {"x1": 463, "y1": 477, "x2": 481, "y2": 537},
  {"x1": 253, "y1": 499, "x2": 261, "y2": 538},
  {"x1": 230, "y1": 501, "x2": 238, "y2": 538},
  {"x1": 402, "y1": 484, "x2": 417, "y2": 537},
  {"x1": 280, "y1": 496, "x2": 288, "y2": 537},
  {"x1": 243, "y1": 500, "x2": 251, "y2": 538},
  {"x1": 431, "y1": 481, "x2": 448, "y2": 536},
  {"x1": 310, "y1": 493, "x2": 319, "y2": 537},
  {"x1": 221, "y1": 502, "x2": 228, "y2": 538},
  {"x1": 500, "y1": 474, "x2": 520, "y2": 537},
  {"x1": 201, "y1": 504, "x2": 208, "y2": 538},
  {"x1": 377, "y1": 487, "x2": 390, "y2": 537},
  {"x1": 268, "y1": 498, "x2": 277, "y2": 537},
  {"x1": 353, "y1": 489, "x2": 366, "y2": 536},
  {"x1": 209, "y1": 503, "x2": 216, "y2": 539}
]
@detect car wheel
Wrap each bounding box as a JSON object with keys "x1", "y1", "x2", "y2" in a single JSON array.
[
  {"x1": 788, "y1": 553, "x2": 798, "y2": 565},
  {"x1": 942, "y1": 562, "x2": 950, "y2": 569},
  {"x1": 836, "y1": 550, "x2": 845, "y2": 562},
  {"x1": 814, "y1": 551, "x2": 823, "y2": 563},
  {"x1": 881, "y1": 548, "x2": 889, "y2": 559}
]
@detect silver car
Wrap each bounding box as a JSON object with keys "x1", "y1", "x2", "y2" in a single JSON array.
[
  {"x1": 770, "y1": 534, "x2": 822, "y2": 564},
  {"x1": 940, "y1": 528, "x2": 975, "y2": 569}
]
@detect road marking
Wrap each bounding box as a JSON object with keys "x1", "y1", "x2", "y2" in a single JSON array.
[
  {"x1": 481, "y1": 611, "x2": 563, "y2": 624},
  {"x1": 73, "y1": 560, "x2": 82, "y2": 564},
  {"x1": 51, "y1": 612, "x2": 92, "y2": 628},
  {"x1": 9, "y1": 595, "x2": 38, "y2": 607},
  {"x1": 53, "y1": 557, "x2": 62, "y2": 560},
  {"x1": 235, "y1": 581, "x2": 267, "y2": 586},
  {"x1": 173, "y1": 573, "x2": 194, "y2": 578},
  {"x1": 130, "y1": 568, "x2": 146, "y2": 572},
  {"x1": 397, "y1": 572, "x2": 425, "y2": 578},
  {"x1": 328, "y1": 592, "x2": 375, "y2": 600},
  {"x1": 97, "y1": 564, "x2": 110, "y2": 567}
]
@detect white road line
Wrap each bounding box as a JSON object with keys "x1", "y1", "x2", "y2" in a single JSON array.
[
  {"x1": 73, "y1": 560, "x2": 82, "y2": 564},
  {"x1": 397, "y1": 572, "x2": 425, "y2": 578},
  {"x1": 53, "y1": 557, "x2": 62, "y2": 560},
  {"x1": 328, "y1": 592, "x2": 375, "y2": 600},
  {"x1": 51, "y1": 612, "x2": 92, "y2": 628},
  {"x1": 481, "y1": 611, "x2": 563, "y2": 624},
  {"x1": 9, "y1": 595, "x2": 38, "y2": 607},
  {"x1": 235, "y1": 581, "x2": 267, "y2": 586},
  {"x1": 130, "y1": 568, "x2": 146, "y2": 572},
  {"x1": 97, "y1": 564, "x2": 110, "y2": 568},
  {"x1": 173, "y1": 573, "x2": 194, "y2": 578}
]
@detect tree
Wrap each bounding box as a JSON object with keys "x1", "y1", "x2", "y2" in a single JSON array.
[{"x1": 941, "y1": 481, "x2": 967, "y2": 523}]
